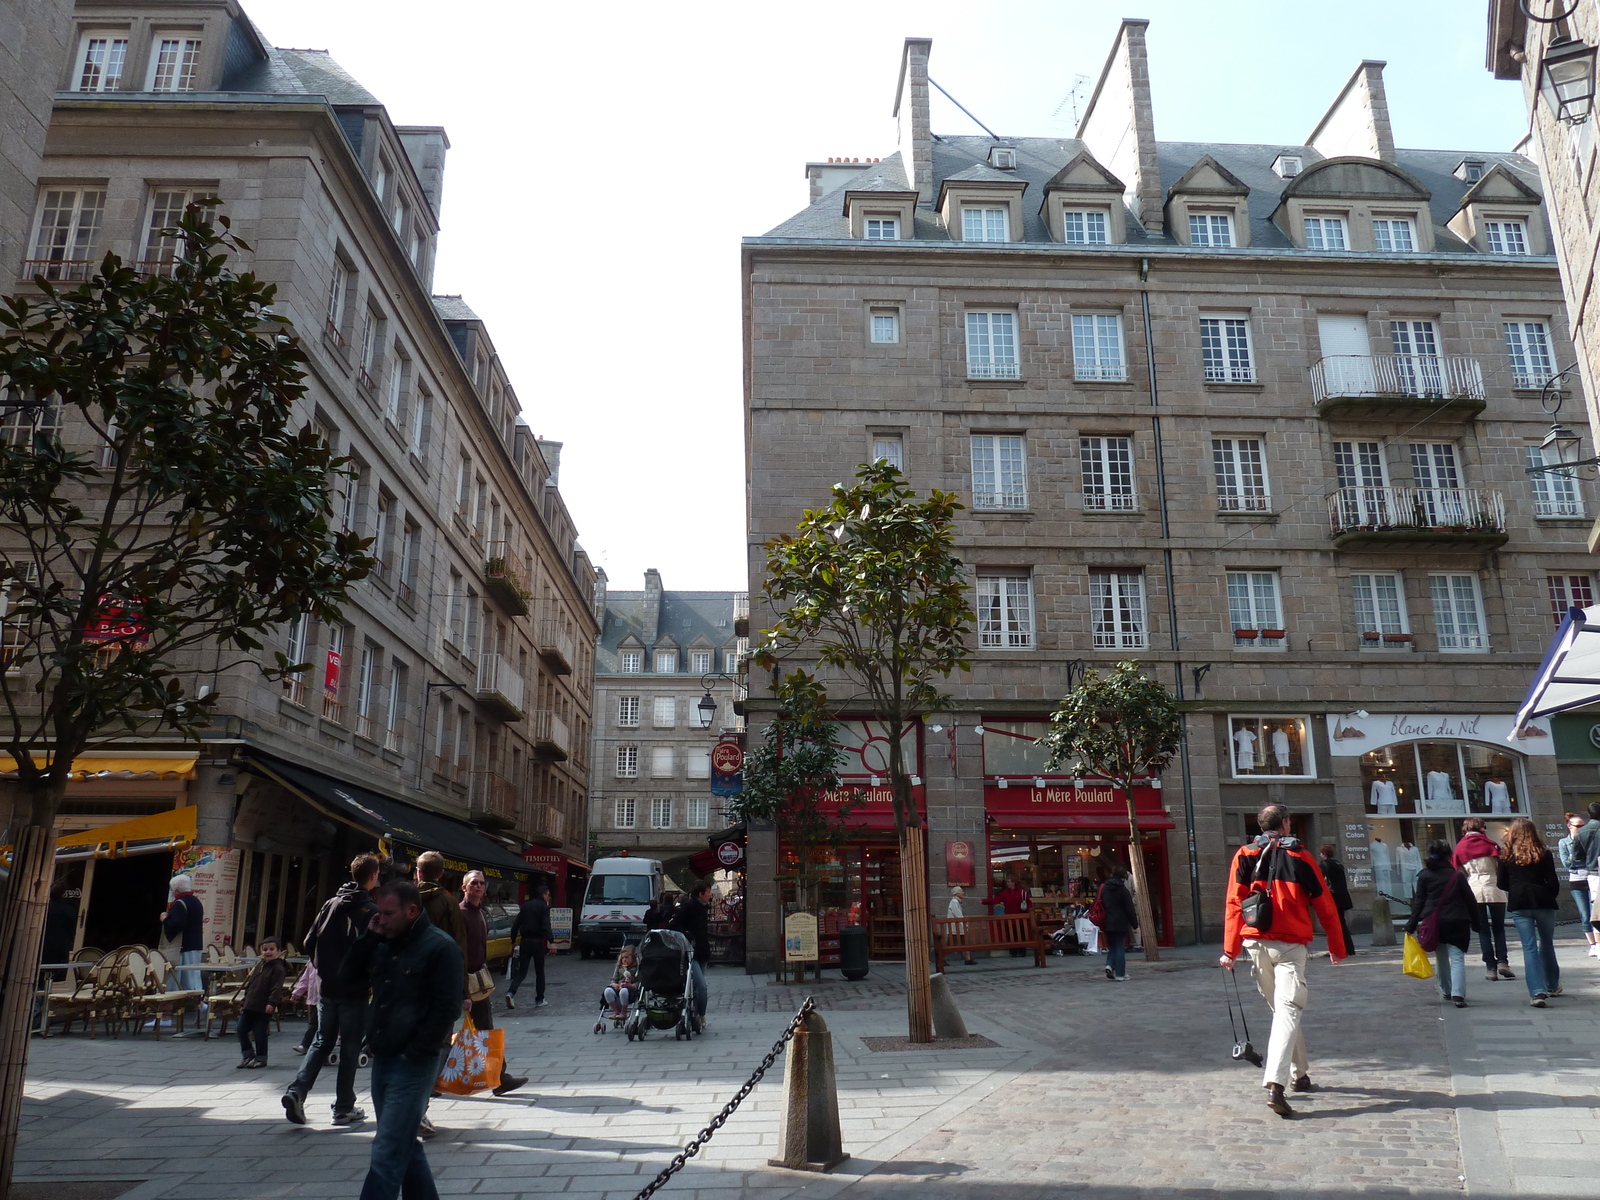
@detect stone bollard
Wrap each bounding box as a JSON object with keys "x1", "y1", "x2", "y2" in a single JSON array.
[
  {"x1": 769, "y1": 1010, "x2": 848, "y2": 1172},
  {"x1": 929, "y1": 972, "x2": 968, "y2": 1039},
  {"x1": 1370, "y1": 894, "x2": 1396, "y2": 947}
]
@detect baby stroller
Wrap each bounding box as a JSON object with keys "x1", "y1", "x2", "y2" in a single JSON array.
[{"x1": 624, "y1": 929, "x2": 699, "y2": 1042}]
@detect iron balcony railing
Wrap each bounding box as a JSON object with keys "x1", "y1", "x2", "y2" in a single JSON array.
[
  {"x1": 1083, "y1": 491, "x2": 1138, "y2": 512},
  {"x1": 1310, "y1": 354, "x2": 1485, "y2": 403},
  {"x1": 967, "y1": 358, "x2": 1021, "y2": 380},
  {"x1": 469, "y1": 771, "x2": 516, "y2": 821},
  {"x1": 1327, "y1": 486, "x2": 1506, "y2": 536},
  {"x1": 474, "y1": 653, "x2": 525, "y2": 716},
  {"x1": 972, "y1": 490, "x2": 1029, "y2": 510},
  {"x1": 1074, "y1": 362, "x2": 1128, "y2": 382},
  {"x1": 530, "y1": 709, "x2": 570, "y2": 756},
  {"x1": 19, "y1": 258, "x2": 94, "y2": 282}
]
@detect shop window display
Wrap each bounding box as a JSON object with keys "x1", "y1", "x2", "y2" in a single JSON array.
[
  {"x1": 1360, "y1": 740, "x2": 1521, "y2": 816},
  {"x1": 1228, "y1": 716, "x2": 1313, "y2": 777}
]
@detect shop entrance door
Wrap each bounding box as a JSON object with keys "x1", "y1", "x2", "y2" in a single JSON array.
[
  {"x1": 864, "y1": 845, "x2": 904, "y2": 960},
  {"x1": 84, "y1": 853, "x2": 171, "y2": 951}
]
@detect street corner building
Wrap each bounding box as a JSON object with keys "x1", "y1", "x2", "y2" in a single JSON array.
[
  {"x1": 739, "y1": 18, "x2": 1596, "y2": 964},
  {"x1": 0, "y1": 0, "x2": 601, "y2": 950}
]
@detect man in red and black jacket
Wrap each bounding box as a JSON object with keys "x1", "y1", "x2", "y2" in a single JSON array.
[{"x1": 1220, "y1": 804, "x2": 1347, "y2": 1119}]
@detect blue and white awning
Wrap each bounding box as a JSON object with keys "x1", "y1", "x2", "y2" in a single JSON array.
[{"x1": 1512, "y1": 604, "x2": 1600, "y2": 736}]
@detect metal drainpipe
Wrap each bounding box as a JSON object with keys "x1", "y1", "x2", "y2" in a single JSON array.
[{"x1": 1139, "y1": 257, "x2": 1204, "y2": 943}]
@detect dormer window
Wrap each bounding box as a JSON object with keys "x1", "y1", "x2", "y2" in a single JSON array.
[
  {"x1": 1460, "y1": 160, "x2": 1486, "y2": 183},
  {"x1": 988, "y1": 146, "x2": 1017, "y2": 170},
  {"x1": 1188, "y1": 212, "x2": 1234, "y2": 247},
  {"x1": 1373, "y1": 217, "x2": 1417, "y2": 252},
  {"x1": 1061, "y1": 209, "x2": 1109, "y2": 245},
  {"x1": 1274, "y1": 155, "x2": 1302, "y2": 179},
  {"x1": 1485, "y1": 218, "x2": 1530, "y2": 255},
  {"x1": 1303, "y1": 214, "x2": 1347, "y2": 251},
  {"x1": 147, "y1": 36, "x2": 201, "y2": 92},
  {"x1": 962, "y1": 207, "x2": 1009, "y2": 241},
  {"x1": 864, "y1": 216, "x2": 900, "y2": 240},
  {"x1": 74, "y1": 33, "x2": 128, "y2": 92}
]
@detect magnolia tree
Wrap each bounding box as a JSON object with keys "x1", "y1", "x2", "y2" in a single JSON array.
[
  {"x1": 756, "y1": 461, "x2": 971, "y2": 1042},
  {"x1": 0, "y1": 206, "x2": 370, "y2": 1191},
  {"x1": 1041, "y1": 661, "x2": 1183, "y2": 962}
]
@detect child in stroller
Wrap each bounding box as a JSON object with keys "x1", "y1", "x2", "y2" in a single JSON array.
[
  {"x1": 593, "y1": 945, "x2": 638, "y2": 1034},
  {"x1": 623, "y1": 928, "x2": 699, "y2": 1041}
]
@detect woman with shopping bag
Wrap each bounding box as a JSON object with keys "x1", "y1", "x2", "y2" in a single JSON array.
[{"x1": 1404, "y1": 840, "x2": 1482, "y2": 1008}]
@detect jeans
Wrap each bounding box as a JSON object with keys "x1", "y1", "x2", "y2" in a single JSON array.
[
  {"x1": 689, "y1": 958, "x2": 707, "y2": 1019},
  {"x1": 178, "y1": 948, "x2": 202, "y2": 994},
  {"x1": 1510, "y1": 908, "x2": 1560, "y2": 998},
  {"x1": 508, "y1": 944, "x2": 545, "y2": 1001},
  {"x1": 238, "y1": 1010, "x2": 271, "y2": 1060},
  {"x1": 1571, "y1": 883, "x2": 1592, "y2": 926},
  {"x1": 360, "y1": 1055, "x2": 440, "y2": 1200},
  {"x1": 1476, "y1": 902, "x2": 1508, "y2": 968},
  {"x1": 1104, "y1": 931, "x2": 1127, "y2": 978},
  {"x1": 298, "y1": 1003, "x2": 319, "y2": 1050},
  {"x1": 1244, "y1": 940, "x2": 1309, "y2": 1089},
  {"x1": 1435, "y1": 943, "x2": 1466, "y2": 999},
  {"x1": 288, "y1": 994, "x2": 366, "y2": 1115}
]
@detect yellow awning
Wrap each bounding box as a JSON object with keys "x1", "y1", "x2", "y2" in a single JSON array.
[
  {"x1": 0, "y1": 752, "x2": 197, "y2": 780},
  {"x1": 0, "y1": 805, "x2": 197, "y2": 866}
]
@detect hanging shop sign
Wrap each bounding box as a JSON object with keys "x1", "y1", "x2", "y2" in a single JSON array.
[
  {"x1": 83, "y1": 595, "x2": 148, "y2": 644},
  {"x1": 944, "y1": 839, "x2": 977, "y2": 887},
  {"x1": 710, "y1": 741, "x2": 745, "y2": 774},
  {"x1": 711, "y1": 768, "x2": 743, "y2": 797},
  {"x1": 716, "y1": 839, "x2": 745, "y2": 869},
  {"x1": 1325, "y1": 713, "x2": 1553, "y2": 755}
]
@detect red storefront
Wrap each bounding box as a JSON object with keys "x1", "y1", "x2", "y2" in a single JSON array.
[
  {"x1": 983, "y1": 780, "x2": 1176, "y2": 947},
  {"x1": 520, "y1": 846, "x2": 588, "y2": 909}
]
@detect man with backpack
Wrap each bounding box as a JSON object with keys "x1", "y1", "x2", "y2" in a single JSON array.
[
  {"x1": 283, "y1": 853, "x2": 381, "y2": 1126},
  {"x1": 1220, "y1": 805, "x2": 1347, "y2": 1119}
]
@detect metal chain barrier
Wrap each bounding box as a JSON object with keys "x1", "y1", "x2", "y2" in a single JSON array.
[
  {"x1": 1377, "y1": 890, "x2": 1587, "y2": 927},
  {"x1": 631, "y1": 996, "x2": 817, "y2": 1200}
]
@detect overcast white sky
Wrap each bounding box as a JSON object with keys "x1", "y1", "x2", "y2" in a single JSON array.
[{"x1": 254, "y1": 1, "x2": 1529, "y2": 593}]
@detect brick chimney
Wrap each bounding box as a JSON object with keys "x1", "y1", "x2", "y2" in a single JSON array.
[
  {"x1": 893, "y1": 38, "x2": 934, "y2": 204},
  {"x1": 395, "y1": 126, "x2": 450, "y2": 217},
  {"x1": 1306, "y1": 61, "x2": 1396, "y2": 163},
  {"x1": 1078, "y1": 19, "x2": 1163, "y2": 234},
  {"x1": 592, "y1": 566, "x2": 608, "y2": 626},
  {"x1": 642, "y1": 568, "x2": 663, "y2": 644}
]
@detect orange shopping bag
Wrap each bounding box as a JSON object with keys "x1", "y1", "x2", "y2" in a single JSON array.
[{"x1": 436, "y1": 1014, "x2": 504, "y2": 1096}]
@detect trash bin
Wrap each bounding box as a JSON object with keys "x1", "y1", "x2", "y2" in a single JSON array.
[{"x1": 839, "y1": 923, "x2": 869, "y2": 981}]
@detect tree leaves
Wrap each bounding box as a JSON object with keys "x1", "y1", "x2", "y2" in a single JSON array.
[{"x1": 1041, "y1": 662, "x2": 1183, "y2": 785}]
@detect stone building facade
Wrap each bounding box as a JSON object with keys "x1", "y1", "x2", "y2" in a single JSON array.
[
  {"x1": 588, "y1": 569, "x2": 746, "y2": 885},
  {"x1": 741, "y1": 19, "x2": 1590, "y2": 969},
  {"x1": 3, "y1": 0, "x2": 597, "y2": 951},
  {"x1": 0, "y1": 0, "x2": 73, "y2": 292}
]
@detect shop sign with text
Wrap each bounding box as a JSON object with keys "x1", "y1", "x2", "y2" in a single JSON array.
[
  {"x1": 1324, "y1": 713, "x2": 1553, "y2": 755},
  {"x1": 984, "y1": 782, "x2": 1164, "y2": 816}
]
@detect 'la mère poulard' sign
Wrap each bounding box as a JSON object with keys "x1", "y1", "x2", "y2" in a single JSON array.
[
  {"x1": 817, "y1": 781, "x2": 926, "y2": 830},
  {"x1": 984, "y1": 783, "x2": 1165, "y2": 816}
]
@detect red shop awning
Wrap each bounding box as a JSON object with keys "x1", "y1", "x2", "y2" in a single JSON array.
[{"x1": 990, "y1": 811, "x2": 1176, "y2": 832}]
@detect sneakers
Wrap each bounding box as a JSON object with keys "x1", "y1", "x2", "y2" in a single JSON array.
[
  {"x1": 1588, "y1": 944, "x2": 1600, "y2": 958},
  {"x1": 331, "y1": 1108, "x2": 366, "y2": 1126},
  {"x1": 417, "y1": 1117, "x2": 438, "y2": 1139},
  {"x1": 1531, "y1": 996, "x2": 1548, "y2": 1008},
  {"x1": 237, "y1": 1057, "x2": 255, "y2": 1069},
  {"x1": 535, "y1": 999, "x2": 548, "y2": 1008},
  {"x1": 1291, "y1": 1075, "x2": 1317, "y2": 1093},
  {"x1": 1265, "y1": 1083, "x2": 1295, "y2": 1118},
  {"x1": 281, "y1": 1092, "x2": 306, "y2": 1125},
  {"x1": 492, "y1": 1074, "x2": 528, "y2": 1097},
  {"x1": 1104, "y1": 967, "x2": 1115, "y2": 981},
  {"x1": 1453, "y1": 996, "x2": 1467, "y2": 1008},
  {"x1": 504, "y1": 995, "x2": 516, "y2": 1010},
  {"x1": 1498, "y1": 965, "x2": 1516, "y2": 980},
  {"x1": 1486, "y1": 970, "x2": 1499, "y2": 982},
  {"x1": 1547, "y1": 985, "x2": 1565, "y2": 996},
  {"x1": 293, "y1": 1044, "x2": 309, "y2": 1055},
  {"x1": 1114, "y1": 975, "x2": 1129, "y2": 982},
  {"x1": 244, "y1": 1058, "x2": 267, "y2": 1069}
]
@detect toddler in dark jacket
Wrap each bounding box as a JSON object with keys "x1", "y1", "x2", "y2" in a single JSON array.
[{"x1": 238, "y1": 936, "x2": 287, "y2": 1068}]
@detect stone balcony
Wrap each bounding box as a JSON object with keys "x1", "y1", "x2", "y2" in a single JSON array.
[
  {"x1": 1327, "y1": 485, "x2": 1508, "y2": 550},
  {"x1": 1309, "y1": 354, "x2": 1486, "y2": 420}
]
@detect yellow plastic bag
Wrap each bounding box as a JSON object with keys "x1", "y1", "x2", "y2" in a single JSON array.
[
  {"x1": 436, "y1": 1014, "x2": 504, "y2": 1096},
  {"x1": 1402, "y1": 933, "x2": 1435, "y2": 980}
]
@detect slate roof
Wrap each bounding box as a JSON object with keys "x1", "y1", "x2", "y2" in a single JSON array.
[
  {"x1": 597, "y1": 591, "x2": 740, "y2": 675},
  {"x1": 431, "y1": 295, "x2": 481, "y2": 323},
  {"x1": 762, "y1": 133, "x2": 1546, "y2": 255},
  {"x1": 220, "y1": 41, "x2": 381, "y2": 106}
]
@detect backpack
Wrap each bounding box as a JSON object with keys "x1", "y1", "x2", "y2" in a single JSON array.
[
  {"x1": 1240, "y1": 841, "x2": 1281, "y2": 932},
  {"x1": 1087, "y1": 885, "x2": 1107, "y2": 928}
]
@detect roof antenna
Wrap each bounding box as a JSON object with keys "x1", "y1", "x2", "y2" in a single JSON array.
[
  {"x1": 928, "y1": 77, "x2": 1000, "y2": 141},
  {"x1": 1052, "y1": 74, "x2": 1092, "y2": 128}
]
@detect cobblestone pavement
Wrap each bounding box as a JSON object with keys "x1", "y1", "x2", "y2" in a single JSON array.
[{"x1": 17, "y1": 932, "x2": 1600, "y2": 1199}]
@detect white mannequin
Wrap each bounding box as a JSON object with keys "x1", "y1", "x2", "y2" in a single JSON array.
[
  {"x1": 1271, "y1": 727, "x2": 1291, "y2": 769},
  {"x1": 1425, "y1": 770, "x2": 1454, "y2": 809},
  {"x1": 1233, "y1": 726, "x2": 1257, "y2": 772},
  {"x1": 1398, "y1": 840, "x2": 1423, "y2": 901},
  {"x1": 1485, "y1": 778, "x2": 1511, "y2": 814},
  {"x1": 1370, "y1": 836, "x2": 1393, "y2": 897},
  {"x1": 1370, "y1": 778, "x2": 1398, "y2": 814}
]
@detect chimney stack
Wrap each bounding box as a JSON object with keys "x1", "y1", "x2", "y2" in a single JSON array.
[
  {"x1": 1078, "y1": 19, "x2": 1163, "y2": 234},
  {"x1": 893, "y1": 38, "x2": 934, "y2": 204},
  {"x1": 642, "y1": 568, "x2": 663, "y2": 643},
  {"x1": 1306, "y1": 61, "x2": 1396, "y2": 163}
]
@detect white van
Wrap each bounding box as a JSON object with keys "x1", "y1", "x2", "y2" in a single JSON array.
[{"x1": 578, "y1": 856, "x2": 664, "y2": 959}]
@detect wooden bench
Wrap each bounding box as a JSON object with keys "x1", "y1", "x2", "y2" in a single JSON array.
[{"x1": 932, "y1": 912, "x2": 1048, "y2": 971}]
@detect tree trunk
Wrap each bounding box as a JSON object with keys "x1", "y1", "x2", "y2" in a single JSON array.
[
  {"x1": 899, "y1": 821, "x2": 933, "y2": 1042},
  {"x1": 1122, "y1": 786, "x2": 1161, "y2": 962},
  {"x1": 0, "y1": 800, "x2": 60, "y2": 1197}
]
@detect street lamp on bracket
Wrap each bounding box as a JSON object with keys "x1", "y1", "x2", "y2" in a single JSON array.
[
  {"x1": 694, "y1": 671, "x2": 742, "y2": 733},
  {"x1": 1526, "y1": 363, "x2": 1600, "y2": 479}
]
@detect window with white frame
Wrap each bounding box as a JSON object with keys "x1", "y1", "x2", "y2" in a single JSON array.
[
  {"x1": 385, "y1": 660, "x2": 406, "y2": 747},
  {"x1": 283, "y1": 612, "x2": 310, "y2": 699},
  {"x1": 326, "y1": 256, "x2": 348, "y2": 332},
  {"x1": 1061, "y1": 209, "x2": 1109, "y2": 244},
  {"x1": 872, "y1": 435, "x2": 904, "y2": 470},
  {"x1": 1332, "y1": 441, "x2": 1390, "y2": 527},
  {"x1": 1484, "y1": 219, "x2": 1530, "y2": 255},
  {"x1": 0, "y1": 399, "x2": 62, "y2": 450},
  {"x1": 1351, "y1": 572, "x2": 1409, "y2": 647},
  {"x1": 75, "y1": 34, "x2": 128, "y2": 91},
  {"x1": 1090, "y1": 572, "x2": 1147, "y2": 649},
  {"x1": 1080, "y1": 436, "x2": 1136, "y2": 511},
  {"x1": 614, "y1": 797, "x2": 636, "y2": 828},
  {"x1": 147, "y1": 37, "x2": 202, "y2": 91},
  {"x1": 870, "y1": 308, "x2": 900, "y2": 344},
  {"x1": 355, "y1": 643, "x2": 376, "y2": 733},
  {"x1": 615, "y1": 745, "x2": 639, "y2": 778},
  {"x1": 1188, "y1": 212, "x2": 1234, "y2": 247},
  {"x1": 1526, "y1": 444, "x2": 1584, "y2": 516},
  {"x1": 653, "y1": 696, "x2": 676, "y2": 728},
  {"x1": 1211, "y1": 438, "x2": 1270, "y2": 511},
  {"x1": 372, "y1": 491, "x2": 391, "y2": 573},
  {"x1": 970, "y1": 434, "x2": 1028, "y2": 509},
  {"x1": 1504, "y1": 321, "x2": 1554, "y2": 389},
  {"x1": 1200, "y1": 316, "x2": 1254, "y2": 382},
  {"x1": 687, "y1": 747, "x2": 711, "y2": 780},
  {"x1": 688, "y1": 797, "x2": 710, "y2": 828},
  {"x1": 621, "y1": 650, "x2": 643, "y2": 673},
  {"x1": 965, "y1": 311, "x2": 1019, "y2": 379},
  {"x1": 1071, "y1": 313, "x2": 1126, "y2": 381},
  {"x1": 385, "y1": 347, "x2": 410, "y2": 422},
  {"x1": 1409, "y1": 442, "x2": 1467, "y2": 525},
  {"x1": 651, "y1": 797, "x2": 672, "y2": 829},
  {"x1": 1303, "y1": 215, "x2": 1348, "y2": 250},
  {"x1": 654, "y1": 649, "x2": 677, "y2": 673},
  {"x1": 409, "y1": 386, "x2": 430, "y2": 456},
  {"x1": 618, "y1": 695, "x2": 640, "y2": 727},
  {"x1": 690, "y1": 650, "x2": 712, "y2": 674},
  {"x1": 961, "y1": 206, "x2": 1008, "y2": 241},
  {"x1": 977, "y1": 574, "x2": 1034, "y2": 649},
  {"x1": 1229, "y1": 716, "x2": 1314, "y2": 777},
  {"x1": 1390, "y1": 321, "x2": 1443, "y2": 395},
  {"x1": 864, "y1": 216, "x2": 899, "y2": 240},
  {"x1": 140, "y1": 188, "x2": 211, "y2": 271},
  {"x1": 650, "y1": 747, "x2": 674, "y2": 778},
  {"x1": 1430, "y1": 573, "x2": 1487, "y2": 650},
  {"x1": 1548, "y1": 574, "x2": 1596, "y2": 624},
  {"x1": 1227, "y1": 571, "x2": 1284, "y2": 648},
  {"x1": 1372, "y1": 217, "x2": 1417, "y2": 253},
  {"x1": 29, "y1": 189, "x2": 106, "y2": 279}
]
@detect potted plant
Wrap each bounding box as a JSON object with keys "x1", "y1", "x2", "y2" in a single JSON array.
[
  {"x1": 1382, "y1": 632, "x2": 1414, "y2": 643},
  {"x1": 1360, "y1": 630, "x2": 1382, "y2": 642},
  {"x1": 1260, "y1": 629, "x2": 1286, "y2": 639},
  {"x1": 1233, "y1": 628, "x2": 1259, "y2": 639}
]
